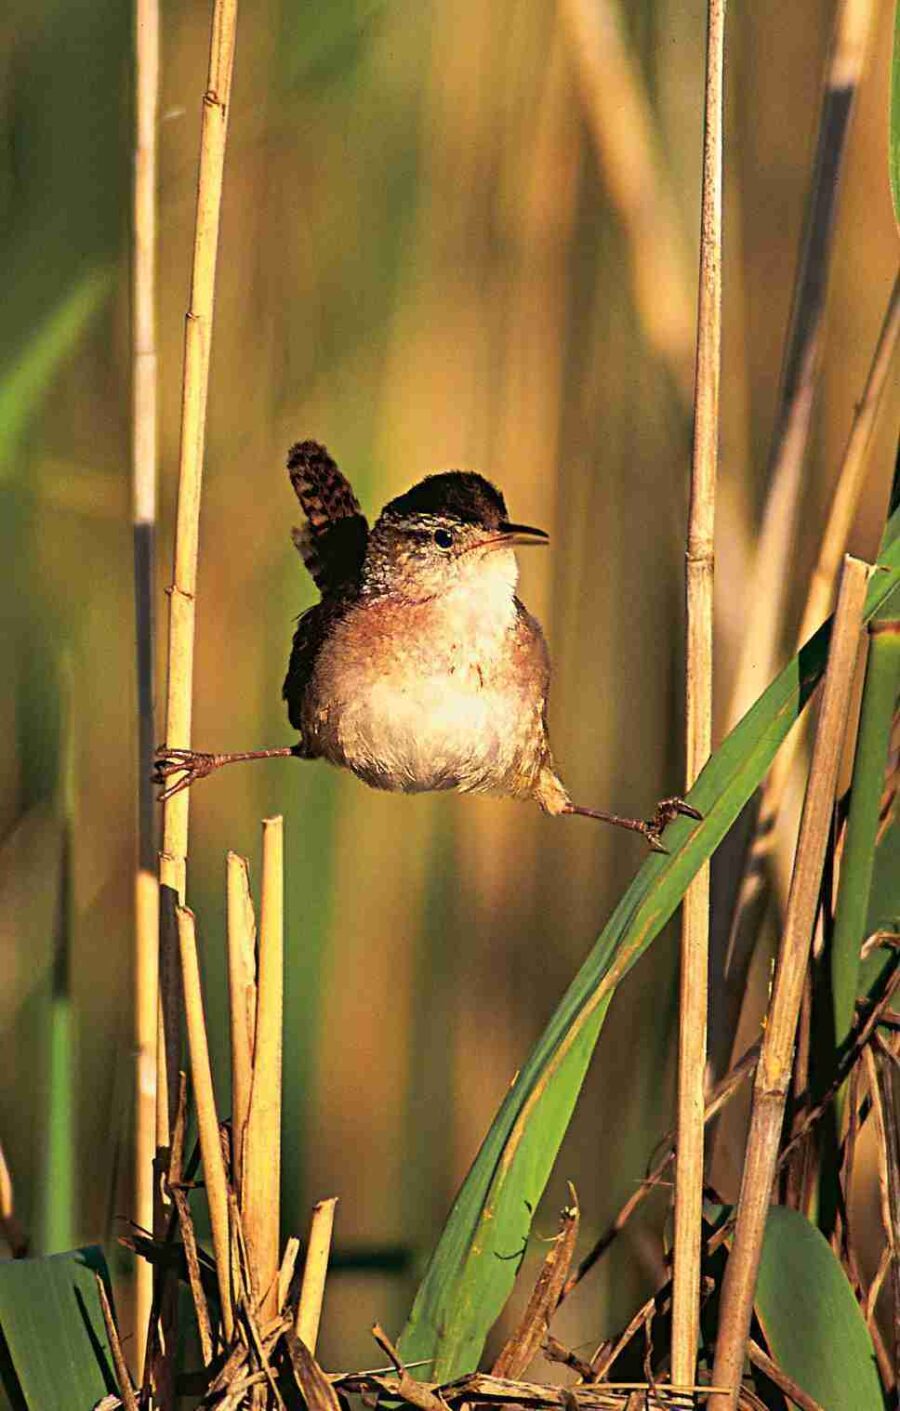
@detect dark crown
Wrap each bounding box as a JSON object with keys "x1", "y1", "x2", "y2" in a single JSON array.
[{"x1": 381, "y1": 471, "x2": 508, "y2": 528}]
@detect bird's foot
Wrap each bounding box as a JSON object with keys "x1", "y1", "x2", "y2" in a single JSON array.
[
  {"x1": 641, "y1": 796, "x2": 702, "y2": 853},
  {"x1": 564, "y1": 796, "x2": 702, "y2": 851},
  {"x1": 153, "y1": 748, "x2": 223, "y2": 802}
]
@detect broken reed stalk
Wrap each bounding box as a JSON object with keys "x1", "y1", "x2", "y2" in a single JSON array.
[
  {"x1": 242, "y1": 816, "x2": 284, "y2": 1320},
  {"x1": 176, "y1": 905, "x2": 234, "y2": 1341},
  {"x1": 671, "y1": 0, "x2": 725, "y2": 1388},
  {"x1": 558, "y1": 0, "x2": 696, "y2": 397},
  {"x1": 295, "y1": 1197, "x2": 338, "y2": 1352},
  {"x1": 766, "y1": 272, "x2": 900, "y2": 903},
  {"x1": 158, "y1": 0, "x2": 239, "y2": 1115},
  {"x1": 709, "y1": 555, "x2": 870, "y2": 1410},
  {"x1": 132, "y1": 0, "x2": 160, "y2": 1371},
  {"x1": 227, "y1": 851, "x2": 257, "y2": 1198},
  {"x1": 725, "y1": 0, "x2": 874, "y2": 731}
]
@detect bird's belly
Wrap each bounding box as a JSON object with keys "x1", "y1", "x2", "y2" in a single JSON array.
[{"x1": 330, "y1": 671, "x2": 537, "y2": 795}]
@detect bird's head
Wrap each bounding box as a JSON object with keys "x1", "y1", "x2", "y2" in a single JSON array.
[{"x1": 361, "y1": 471, "x2": 548, "y2": 602}]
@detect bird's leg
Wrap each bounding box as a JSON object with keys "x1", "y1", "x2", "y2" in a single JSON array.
[
  {"x1": 153, "y1": 745, "x2": 302, "y2": 802},
  {"x1": 563, "y1": 796, "x2": 702, "y2": 852}
]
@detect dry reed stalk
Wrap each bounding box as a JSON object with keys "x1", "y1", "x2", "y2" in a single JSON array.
[
  {"x1": 132, "y1": 0, "x2": 160, "y2": 1369},
  {"x1": 227, "y1": 851, "x2": 257, "y2": 1198},
  {"x1": 671, "y1": 0, "x2": 725, "y2": 1388},
  {"x1": 558, "y1": 0, "x2": 695, "y2": 398},
  {"x1": 725, "y1": 0, "x2": 874, "y2": 733},
  {"x1": 242, "y1": 816, "x2": 284, "y2": 1320},
  {"x1": 96, "y1": 1272, "x2": 139, "y2": 1411},
  {"x1": 159, "y1": 0, "x2": 239, "y2": 892},
  {"x1": 294, "y1": 1197, "x2": 338, "y2": 1352},
  {"x1": 709, "y1": 556, "x2": 870, "y2": 1410},
  {"x1": 158, "y1": 0, "x2": 239, "y2": 1147},
  {"x1": 176, "y1": 905, "x2": 234, "y2": 1341}
]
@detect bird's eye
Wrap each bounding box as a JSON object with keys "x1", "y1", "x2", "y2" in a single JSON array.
[{"x1": 434, "y1": 528, "x2": 454, "y2": 549}]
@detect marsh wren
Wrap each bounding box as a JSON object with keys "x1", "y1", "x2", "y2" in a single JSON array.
[{"x1": 155, "y1": 441, "x2": 699, "y2": 850}]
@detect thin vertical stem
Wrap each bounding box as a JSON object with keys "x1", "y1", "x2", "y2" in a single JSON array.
[
  {"x1": 159, "y1": 0, "x2": 239, "y2": 894},
  {"x1": 242, "y1": 816, "x2": 284, "y2": 1320},
  {"x1": 132, "y1": 0, "x2": 159, "y2": 1374},
  {"x1": 710, "y1": 556, "x2": 870, "y2": 1410},
  {"x1": 177, "y1": 905, "x2": 234, "y2": 1342},
  {"x1": 157, "y1": 0, "x2": 239, "y2": 1146},
  {"x1": 672, "y1": 0, "x2": 725, "y2": 1388}
]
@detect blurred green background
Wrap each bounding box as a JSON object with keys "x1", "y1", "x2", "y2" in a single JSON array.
[{"x1": 0, "y1": 0, "x2": 898, "y2": 1375}]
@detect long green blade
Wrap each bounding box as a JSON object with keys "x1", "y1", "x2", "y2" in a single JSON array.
[
  {"x1": 399, "y1": 531, "x2": 900, "y2": 1380},
  {"x1": 755, "y1": 1206, "x2": 882, "y2": 1409},
  {"x1": 0, "y1": 1247, "x2": 116, "y2": 1411}
]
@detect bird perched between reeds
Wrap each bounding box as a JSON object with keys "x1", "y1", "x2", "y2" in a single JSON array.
[{"x1": 155, "y1": 441, "x2": 698, "y2": 849}]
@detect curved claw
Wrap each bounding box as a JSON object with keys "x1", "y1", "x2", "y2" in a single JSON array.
[
  {"x1": 153, "y1": 748, "x2": 219, "y2": 802},
  {"x1": 642, "y1": 795, "x2": 703, "y2": 852}
]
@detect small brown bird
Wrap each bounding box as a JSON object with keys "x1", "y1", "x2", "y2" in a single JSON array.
[{"x1": 155, "y1": 441, "x2": 699, "y2": 850}]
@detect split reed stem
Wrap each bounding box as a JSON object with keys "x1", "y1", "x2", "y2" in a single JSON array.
[
  {"x1": 227, "y1": 851, "x2": 257, "y2": 1199},
  {"x1": 671, "y1": 0, "x2": 725, "y2": 1388},
  {"x1": 709, "y1": 555, "x2": 870, "y2": 1409},
  {"x1": 242, "y1": 816, "x2": 284, "y2": 1320},
  {"x1": 177, "y1": 905, "x2": 234, "y2": 1341}
]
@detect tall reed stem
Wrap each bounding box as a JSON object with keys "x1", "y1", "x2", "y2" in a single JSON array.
[
  {"x1": 157, "y1": 0, "x2": 239, "y2": 1148},
  {"x1": 159, "y1": 0, "x2": 239, "y2": 902},
  {"x1": 132, "y1": 0, "x2": 160, "y2": 1372},
  {"x1": 671, "y1": 0, "x2": 725, "y2": 1387},
  {"x1": 710, "y1": 556, "x2": 870, "y2": 1409}
]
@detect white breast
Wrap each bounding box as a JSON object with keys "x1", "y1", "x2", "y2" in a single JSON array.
[{"x1": 326, "y1": 555, "x2": 537, "y2": 794}]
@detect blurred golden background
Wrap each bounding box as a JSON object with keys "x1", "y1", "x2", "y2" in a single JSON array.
[{"x1": 1, "y1": 0, "x2": 898, "y2": 1373}]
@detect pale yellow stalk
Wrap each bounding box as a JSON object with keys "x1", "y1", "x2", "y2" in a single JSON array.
[
  {"x1": 671, "y1": 0, "x2": 725, "y2": 1389},
  {"x1": 177, "y1": 905, "x2": 234, "y2": 1341},
  {"x1": 157, "y1": 0, "x2": 239, "y2": 1152},
  {"x1": 295, "y1": 1197, "x2": 338, "y2": 1352},
  {"x1": 242, "y1": 816, "x2": 284, "y2": 1319},
  {"x1": 226, "y1": 851, "x2": 257, "y2": 1197},
  {"x1": 132, "y1": 0, "x2": 159, "y2": 1370}
]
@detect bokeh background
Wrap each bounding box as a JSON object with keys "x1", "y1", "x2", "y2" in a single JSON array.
[{"x1": 1, "y1": 0, "x2": 898, "y2": 1375}]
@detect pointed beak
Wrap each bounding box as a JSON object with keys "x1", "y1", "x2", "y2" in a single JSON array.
[{"x1": 497, "y1": 520, "x2": 549, "y2": 547}]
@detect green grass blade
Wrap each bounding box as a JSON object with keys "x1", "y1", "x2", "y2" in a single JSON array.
[
  {"x1": 0, "y1": 269, "x2": 110, "y2": 478},
  {"x1": 891, "y1": 0, "x2": 900, "y2": 229},
  {"x1": 398, "y1": 534, "x2": 900, "y2": 1380},
  {"x1": 754, "y1": 1206, "x2": 882, "y2": 1409},
  {"x1": 0, "y1": 1247, "x2": 116, "y2": 1410},
  {"x1": 831, "y1": 626, "x2": 900, "y2": 1052}
]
